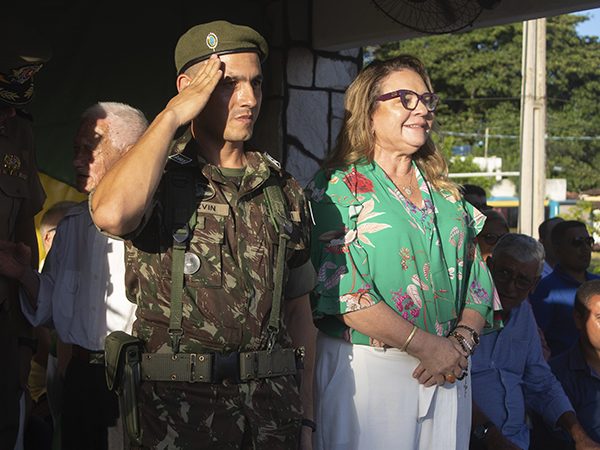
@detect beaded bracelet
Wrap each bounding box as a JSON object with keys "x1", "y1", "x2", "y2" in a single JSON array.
[
  {"x1": 449, "y1": 331, "x2": 473, "y2": 355},
  {"x1": 455, "y1": 325, "x2": 480, "y2": 350}
]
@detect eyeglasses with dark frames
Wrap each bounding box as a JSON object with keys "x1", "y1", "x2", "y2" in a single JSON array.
[
  {"x1": 482, "y1": 233, "x2": 504, "y2": 246},
  {"x1": 493, "y1": 268, "x2": 536, "y2": 291},
  {"x1": 570, "y1": 236, "x2": 594, "y2": 248},
  {"x1": 376, "y1": 89, "x2": 440, "y2": 112}
]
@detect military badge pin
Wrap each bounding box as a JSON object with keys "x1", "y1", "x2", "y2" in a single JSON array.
[
  {"x1": 206, "y1": 32, "x2": 218, "y2": 51},
  {"x1": 4, "y1": 154, "x2": 21, "y2": 170}
]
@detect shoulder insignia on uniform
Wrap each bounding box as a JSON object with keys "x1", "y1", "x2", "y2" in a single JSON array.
[
  {"x1": 169, "y1": 153, "x2": 193, "y2": 165},
  {"x1": 264, "y1": 152, "x2": 281, "y2": 169},
  {"x1": 15, "y1": 109, "x2": 33, "y2": 122}
]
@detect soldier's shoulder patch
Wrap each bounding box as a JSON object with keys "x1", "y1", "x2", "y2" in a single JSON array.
[
  {"x1": 264, "y1": 152, "x2": 281, "y2": 169},
  {"x1": 169, "y1": 153, "x2": 193, "y2": 165}
]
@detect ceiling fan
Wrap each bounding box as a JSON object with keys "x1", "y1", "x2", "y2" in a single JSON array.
[{"x1": 371, "y1": 0, "x2": 502, "y2": 35}]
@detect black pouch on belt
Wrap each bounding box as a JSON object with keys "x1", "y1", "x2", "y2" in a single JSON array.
[{"x1": 104, "y1": 330, "x2": 144, "y2": 445}]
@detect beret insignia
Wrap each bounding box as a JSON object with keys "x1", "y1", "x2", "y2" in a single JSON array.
[{"x1": 206, "y1": 33, "x2": 218, "y2": 51}]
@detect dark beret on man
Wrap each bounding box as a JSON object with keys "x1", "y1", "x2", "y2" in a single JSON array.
[{"x1": 175, "y1": 20, "x2": 268, "y2": 75}]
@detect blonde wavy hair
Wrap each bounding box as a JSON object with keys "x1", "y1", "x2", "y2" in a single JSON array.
[{"x1": 322, "y1": 54, "x2": 460, "y2": 199}]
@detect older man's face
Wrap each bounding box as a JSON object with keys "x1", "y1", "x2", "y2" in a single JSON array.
[
  {"x1": 72, "y1": 118, "x2": 121, "y2": 194},
  {"x1": 488, "y1": 253, "x2": 541, "y2": 314}
]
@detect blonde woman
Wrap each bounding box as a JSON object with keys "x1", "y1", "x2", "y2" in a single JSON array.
[{"x1": 307, "y1": 55, "x2": 501, "y2": 450}]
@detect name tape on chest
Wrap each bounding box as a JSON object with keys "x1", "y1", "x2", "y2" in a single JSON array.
[{"x1": 198, "y1": 202, "x2": 229, "y2": 216}]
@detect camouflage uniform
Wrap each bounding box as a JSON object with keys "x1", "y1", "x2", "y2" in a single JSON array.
[{"x1": 123, "y1": 129, "x2": 312, "y2": 449}]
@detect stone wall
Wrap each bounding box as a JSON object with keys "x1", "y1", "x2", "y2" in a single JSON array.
[{"x1": 257, "y1": 1, "x2": 363, "y2": 187}]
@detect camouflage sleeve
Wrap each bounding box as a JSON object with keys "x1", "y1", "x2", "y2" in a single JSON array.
[{"x1": 282, "y1": 172, "x2": 312, "y2": 271}]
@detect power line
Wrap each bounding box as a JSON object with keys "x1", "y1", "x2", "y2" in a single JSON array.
[
  {"x1": 441, "y1": 131, "x2": 600, "y2": 141},
  {"x1": 442, "y1": 97, "x2": 585, "y2": 104}
]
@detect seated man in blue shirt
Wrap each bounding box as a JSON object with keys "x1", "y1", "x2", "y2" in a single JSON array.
[
  {"x1": 530, "y1": 220, "x2": 599, "y2": 357},
  {"x1": 470, "y1": 233, "x2": 600, "y2": 450},
  {"x1": 548, "y1": 279, "x2": 600, "y2": 445}
]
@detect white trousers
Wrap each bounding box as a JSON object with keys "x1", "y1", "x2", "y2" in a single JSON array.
[{"x1": 312, "y1": 332, "x2": 471, "y2": 450}]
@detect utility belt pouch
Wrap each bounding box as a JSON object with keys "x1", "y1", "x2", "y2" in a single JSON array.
[
  {"x1": 104, "y1": 330, "x2": 144, "y2": 445},
  {"x1": 105, "y1": 331, "x2": 144, "y2": 392},
  {"x1": 239, "y1": 348, "x2": 297, "y2": 381}
]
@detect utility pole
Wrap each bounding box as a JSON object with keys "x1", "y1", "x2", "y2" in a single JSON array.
[
  {"x1": 484, "y1": 126, "x2": 489, "y2": 159},
  {"x1": 519, "y1": 18, "x2": 547, "y2": 237}
]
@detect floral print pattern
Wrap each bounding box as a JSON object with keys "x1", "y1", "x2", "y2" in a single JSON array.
[{"x1": 307, "y1": 159, "x2": 501, "y2": 346}]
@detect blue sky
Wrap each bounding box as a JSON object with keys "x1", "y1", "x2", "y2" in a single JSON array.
[{"x1": 574, "y1": 7, "x2": 600, "y2": 37}]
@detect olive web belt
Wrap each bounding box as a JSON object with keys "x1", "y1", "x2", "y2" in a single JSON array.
[{"x1": 140, "y1": 348, "x2": 298, "y2": 384}]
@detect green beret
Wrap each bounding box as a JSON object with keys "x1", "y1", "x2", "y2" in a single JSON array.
[{"x1": 175, "y1": 21, "x2": 268, "y2": 75}]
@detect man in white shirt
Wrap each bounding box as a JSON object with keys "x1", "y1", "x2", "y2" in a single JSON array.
[{"x1": 0, "y1": 102, "x2": 148, "y2": 450}]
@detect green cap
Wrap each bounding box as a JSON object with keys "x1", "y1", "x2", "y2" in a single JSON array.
[{"x1": 175, "y1": 21, "x2": 268, "y2": 75}]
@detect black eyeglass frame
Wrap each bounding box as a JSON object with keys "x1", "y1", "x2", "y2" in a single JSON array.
[
  {"x1": 493, "y1": 268, "x2": 536, "y2": 292},
  {"x1": 376, "y1": 89, "x2": 440, "y2": 112},
  {"x1": 482, "y1": 233, "x2": 504, "y2": 246}
]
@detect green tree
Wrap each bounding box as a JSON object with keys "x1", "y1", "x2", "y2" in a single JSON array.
[{"x1": 369, "y1": 14, "x2": 600, "y2": 192}]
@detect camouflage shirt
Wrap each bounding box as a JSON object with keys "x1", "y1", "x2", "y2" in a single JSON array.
[{"x1": 124, "y1": 129, "x2": 312, "y2": 355}]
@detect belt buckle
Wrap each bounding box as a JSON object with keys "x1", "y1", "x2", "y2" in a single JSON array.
[{"x1": 213, "y1": 352, "x2": 240, "y2": 384}]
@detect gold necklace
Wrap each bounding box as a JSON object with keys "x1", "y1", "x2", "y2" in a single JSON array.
[{"x1": 397, "y1": 168, "x2": 414, "y2": 195}]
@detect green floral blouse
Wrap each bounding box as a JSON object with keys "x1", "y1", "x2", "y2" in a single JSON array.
[{"x1": 306, "y1": 159, "x2": 502, "y2": 346}]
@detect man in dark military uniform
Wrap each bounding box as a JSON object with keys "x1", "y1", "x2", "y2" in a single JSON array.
[
  {"x1": 0, "y1": 23, "x2": 51, "y2": 449},
  {"x1": 92, "y1": 21, "x2": 316, "y2": 449}
]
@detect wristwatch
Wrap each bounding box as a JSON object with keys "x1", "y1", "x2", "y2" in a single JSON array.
[
  {"x1": 472, "y1": 420, "x2": 494, "y2": 440},
  {"x1": 456, "y1": 325, "x2": 480, "y2": 350}
]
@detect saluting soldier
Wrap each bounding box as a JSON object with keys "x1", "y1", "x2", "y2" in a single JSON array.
[
  {"x1": 92, "y1": 21, "x2": 317, "y2": 450},
  {"x1": 0, "y1": 23, "x2": 51, "y2": 449}
]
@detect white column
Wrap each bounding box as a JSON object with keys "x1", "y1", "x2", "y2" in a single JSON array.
[{"x1": 519, "y1": 18, "x2": 547, "y2": 236}]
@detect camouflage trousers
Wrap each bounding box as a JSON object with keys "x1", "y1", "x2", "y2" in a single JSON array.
[{"x1": 135, "y1": 376, "x2": 303, "y2": 449}]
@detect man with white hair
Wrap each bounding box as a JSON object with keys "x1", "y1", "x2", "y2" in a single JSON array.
[
  {"x1": 0, "y1": 102, "x2": 148, "y2": 450},
  {"x1": 469, "y1": 234, "x2": 600, "y2": 450}
]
